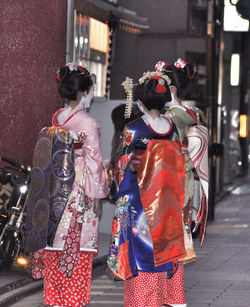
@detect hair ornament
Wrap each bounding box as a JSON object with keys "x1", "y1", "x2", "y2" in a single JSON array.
[
  {"x1": 155, "y1": 61, "x2": 172, "y2": 72},
  {"x1": 65, "y1": 62, "x2": 90, "y2": 75},
  {"x1": 155, "y1": 61, "x2": 166, "y2": 72},
  {"x1": 56, "y1": 69, "x2": 61, "y2": 81},
  {"x1": 122, "y1": 77, "x2": 134, "y2": 118},
  {"x1": 139, "y1": 71, "x2": 171, "y2": 86},
  {"x1": 66, "y1": 62, "x2": 79, "y2": 72},
  {"x1": 174, "y1": 58, "x2": 187, "y2": 69}
]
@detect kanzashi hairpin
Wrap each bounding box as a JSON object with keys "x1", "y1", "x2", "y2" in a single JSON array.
[
  {"x1": 139, "y1": 71, "x2": 171, "y2": 86},
  {"x1": 122, "y1": 77, "x2": 134, "y2": 119}
]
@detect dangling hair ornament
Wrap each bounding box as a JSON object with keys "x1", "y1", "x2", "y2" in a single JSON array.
[
  {"x1": 122, "y1": 77, "x2": 134, "y2": 118},
  {"x1": 174, "y1": 58, "x2": 187, "y2": 69}
]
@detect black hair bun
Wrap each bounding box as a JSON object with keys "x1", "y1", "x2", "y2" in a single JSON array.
[
  {"x1": 57, "y1": 64, "x2": 93, "y2": 101},
  {"x1": 57, "y1": 66, "x2": 70, "y2": 83},
  {"x1": 144, "y1": 78, "x2": 158, "y2": 94},
  {"x1": 185, "y1": 63, "x2": 197, "y2": 80}
]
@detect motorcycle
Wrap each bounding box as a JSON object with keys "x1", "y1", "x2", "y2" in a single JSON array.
[{"x1": 0, "y1": 157, "x2": 31, "y2": 270}]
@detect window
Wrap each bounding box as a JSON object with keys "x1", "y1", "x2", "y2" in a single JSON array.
[{"x1": 74, "y1": 12, "x2": 109, "y2": 97}]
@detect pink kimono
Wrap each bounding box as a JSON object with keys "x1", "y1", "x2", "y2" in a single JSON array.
[{"x1": 43, "y1": 108, "x2": 109, "y2": 307}]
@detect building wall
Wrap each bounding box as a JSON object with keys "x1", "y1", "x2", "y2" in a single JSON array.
[
  {"x1": 110, "y1": 1, "x2": 206, "y2": 99},
  {"x1": 0, "y1": 0, "x2": 67, "y2": 166},
  {"x1": 90, "y1": 99, "x2": 126, "y2": 233}
]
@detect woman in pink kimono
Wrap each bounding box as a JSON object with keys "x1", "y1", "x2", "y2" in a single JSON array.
[{"x1": 42, "y1": 63, "x2": 109, "y2": 306}]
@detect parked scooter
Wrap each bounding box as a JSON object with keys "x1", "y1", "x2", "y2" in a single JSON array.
[{"x1": 0, "y1": 157, "x2": 31, "y2": 270}]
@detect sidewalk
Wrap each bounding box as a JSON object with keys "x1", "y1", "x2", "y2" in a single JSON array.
[{"x1": 184, "y1": 174, "x2": 250, "y2": 306}]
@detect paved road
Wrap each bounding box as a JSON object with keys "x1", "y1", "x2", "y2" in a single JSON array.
[
  {"x1": 3, "y1": 177, "x2": 250, "y2": 306},
  {"x1": 8, "y1": 263, "x2": 125, "y2": 307}
]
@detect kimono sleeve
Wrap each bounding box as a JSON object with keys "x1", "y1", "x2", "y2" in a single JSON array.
[{"x1": 83, "y1": 121, "x2": 109, "y2": 199}]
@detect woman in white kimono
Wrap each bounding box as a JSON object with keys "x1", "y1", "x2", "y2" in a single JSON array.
[{"x1": 155, "y1": 59, "x2": 209, "y2": 307}]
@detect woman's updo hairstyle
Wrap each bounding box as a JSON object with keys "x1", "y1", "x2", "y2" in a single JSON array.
[
  {"x1": 56, "y1": 63, "x2": 93, "y2": 101},
  {"x1": 155, "y1": 59, "x2": 197, "y2": 99},
  {"x1": 133, "y1": 74, "x2": 171, "y2": 111}
]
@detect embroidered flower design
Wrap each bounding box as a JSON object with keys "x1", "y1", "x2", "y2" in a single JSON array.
[
  {"x1": 155, "y1": 61, "x2": 166, "y2": 72},
  {"x1": 141, "y1": 137, "x2": 150, "y2": 144},
  {"x1": 122, "y1": 128, "x2": 134, "y2": 147},
  {"x1": 132, "y1": 226, "x2": 140, "y2": 235},
  {"x1": 78, "y1": 130, "x2": 87, "y2": 143},
  {"x1": 109, "y1": 244, "x2": 119, "y2": 256},
  {"x1": 68, "y1": 198, "x2": 76, "y2": 213},
  {"x1": 117, "y1": 154, "x2": 133, "y2": 185},
  {"x1": 84, "y1": 195, "x2": 92, "y2": 210},
  {"x1": 59, "y1": 184, "x2": 71, "y2": 197}
]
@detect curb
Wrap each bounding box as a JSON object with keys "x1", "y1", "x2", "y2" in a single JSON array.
[
  {"x1": 0, "y1": 255, "x2": 108, "y2": 306},
  {"x1": 0, "y1": 277, "x2": 33, "y2": 296},
  {"x1": 0, "y1": 279, "x2": 43, "y2": 307},
  {"x1": 215, "y1": 175, "x2": 247, "y2": 203}
]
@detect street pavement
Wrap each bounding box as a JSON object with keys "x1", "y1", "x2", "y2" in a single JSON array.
[{"x1": 1, "y1": 174, "x2": 250, "y2": 306}]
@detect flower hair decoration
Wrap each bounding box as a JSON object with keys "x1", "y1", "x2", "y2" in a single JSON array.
[
  {"x1": 174, "y1": 58, "x2": 187, "y2": 69},
  {"x1": 122, "y1": 77, "x2": 134, "y2": 119},
  {"x1": 56, "y1": 62, "x2": 91, "y2": 82},
  {"x1": 66, "y1": 62, "x2": 90, "y2": 75},
  {"x1": 155, "y1": 61, "x2": 171, "y2": 72},
  {"x1": 155, "y1": 61, "x2": 166, "y2": 72},
  {"x1": 66, "y1": 62, "x2": 79, "y2": 71}
]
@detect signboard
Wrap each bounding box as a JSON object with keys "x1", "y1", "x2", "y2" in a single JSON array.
[{"x1": 224, "y1": 0, "x2": 249, "y2": 32}]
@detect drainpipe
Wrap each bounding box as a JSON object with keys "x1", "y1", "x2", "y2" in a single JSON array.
[
  {"x1": 207, "y1": 0, "x2": 216, "y2": 221},
  {"x1": 66, "y1": 0, "x2": 76, "y2": 63},
  {"x1": 239, "y1": 31, "x2": 250, "y2": 176},
  {"x1": 216, "y1": 2, "x2": 225, "y2": 194}
]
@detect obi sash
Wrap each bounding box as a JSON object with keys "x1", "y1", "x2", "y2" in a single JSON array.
[
  {"x1": 137, "y1": 140, "x2": 186, "y2": 265},
  {"x1": 25, "y1": 127, "x2": 75, "y2": 252}
]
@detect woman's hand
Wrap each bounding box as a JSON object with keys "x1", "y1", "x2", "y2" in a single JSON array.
[{"x1": 93, "y1": 198, "x2": 103, "y2": 217}]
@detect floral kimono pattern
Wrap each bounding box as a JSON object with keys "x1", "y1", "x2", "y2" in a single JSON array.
[
  {"x1": 107, "y1": 115, "x2": 186, "y2": 280},
  {"x1": 50, "y1": 108, "x2": 109, "y2": 255}
]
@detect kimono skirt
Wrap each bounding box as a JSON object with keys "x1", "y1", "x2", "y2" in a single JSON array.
[
  {"x1": 43, "y1": 250, "x2": 93, "y2": 307},
  {"x1": 110, "y1": 142, "x2": 186, "y2": 306},
  {"x1": 43, "y1": 163, "x2": 98, "y2": 307}
]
